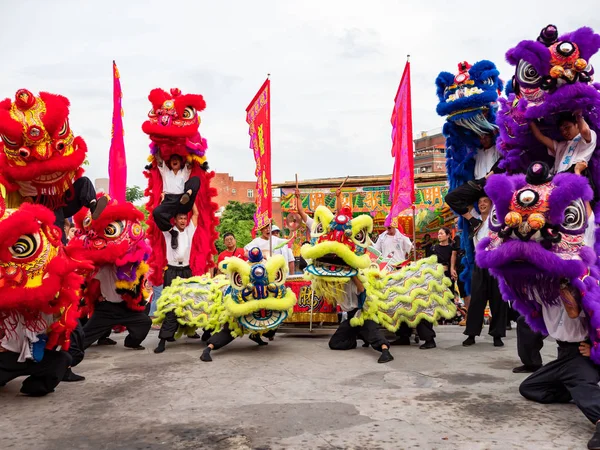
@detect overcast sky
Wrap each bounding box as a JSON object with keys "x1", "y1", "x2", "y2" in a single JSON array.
[{"x1": 2, "y1": 1, "x2": 598, "y2": 189}]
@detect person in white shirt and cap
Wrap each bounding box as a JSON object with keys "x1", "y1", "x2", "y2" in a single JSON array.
[
  {"x1": 373, "y1": 216, "x2": 413, "y2": 264},
  {"x1": 244, "y1": 223, "x2": 295, "y2": 274}
]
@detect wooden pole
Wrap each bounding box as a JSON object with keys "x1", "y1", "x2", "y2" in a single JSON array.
[{"x1": 339, "y1": 175, "x2": 349, "y2": 190}]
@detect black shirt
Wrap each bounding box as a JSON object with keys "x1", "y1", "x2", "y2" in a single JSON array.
[{"x1": 432, "y1": 242, "x2": 456, "y2": 268}]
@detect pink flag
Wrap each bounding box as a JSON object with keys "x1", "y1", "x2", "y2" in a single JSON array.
[
  {"x1": 386, "y1": 59, "x2": 414, "y2": 227},
  {"x1": 109, "y1": 60, "x2": 127, "y2": 203}
]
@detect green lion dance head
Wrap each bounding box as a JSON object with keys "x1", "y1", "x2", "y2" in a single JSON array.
[{"x1": 154, "y1": 247, "x2": 296, "y2": 337}]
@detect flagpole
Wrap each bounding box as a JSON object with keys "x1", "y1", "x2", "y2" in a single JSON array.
[{"x1": 412, "y1": 205, "x2": 417, "y2": 261}]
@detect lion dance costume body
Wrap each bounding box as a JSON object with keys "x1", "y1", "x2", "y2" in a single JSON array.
[
  {"x1": 68, "y1": 196, "x2": 152, "y2": 351},
  {"x1": 435, "y1": 61, "x2": 504, "y2": 293},
  {"x1": 0, "y1": 199, "x2": 90, "y2": 396},
  {"x1": 474, "y1": 26, "x2": 600, "y2": 445},
  {"x1": 0, "y1": 89, "x2": 97, "y2": 241},
  {"x1": 153, "y1": 248, "x2": 296, "y2": 361},
  {"x1": 143, "y1": 88, "x2": 218, "y2": 287},
  {"x1": 300, "y1": 206, "x2": 455, "y2": 362}
]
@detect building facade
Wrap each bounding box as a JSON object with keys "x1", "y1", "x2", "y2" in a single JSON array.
[{"x1": 413, "y1": 128, "x2": 446, "y2": 174}]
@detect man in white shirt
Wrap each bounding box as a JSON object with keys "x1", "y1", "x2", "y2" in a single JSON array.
[
  {"x1": 519, "y1": 298, "x2": 600, "y2": 449},
  {"x1": 530, "y1": 111, "x2": 597, "y2": 176},
  {"x1": 152, "y1": 153, "x2": 200, "y2": 233},
  {"x1": 154, "y1": 204, "x2": 200, "y2": 354},
  {"x1": 244, "y1": 223, "x2": 295, "y2": 273},
  {"x1": 445, "y1": 133, "x2": 504, "y2": 234},
  {"x1": 81, "y1": 263, "x2": 153, "y2": 351},
  {"x1": 462, "y1": 196, "x2": 507, "y2": 347},
  {"x1": 373, "y1": 221, "x2": 413, "y2": 264},
  {"x1": 0, "y1": 312, "x2": 72, "y2": 396}
]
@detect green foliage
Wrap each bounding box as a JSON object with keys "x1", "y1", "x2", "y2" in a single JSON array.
[
  {"x1": 136, "y1": 205, "x2": 149, "y2": 230},
  {"x1": 215, "y1": 201, "x2": 257, "y2": 253},
  {"x1": 126, "y1": 185, "x2": 145, "y2": 203}
]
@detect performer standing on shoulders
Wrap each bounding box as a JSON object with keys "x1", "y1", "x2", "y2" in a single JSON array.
[{"x1": 152, "y1": 153, "x2": 200, "y2": 249}]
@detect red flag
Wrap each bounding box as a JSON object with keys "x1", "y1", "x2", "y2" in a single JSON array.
[
  {"x1": 386, "y1": 59, "x2": 414, "y2": 226},
  {"x1": 246, "y1": 79, "x2": 272, "y2": 232},
  {"x1": 109, "y1": 60, "x2": 126, "y2": 203}
]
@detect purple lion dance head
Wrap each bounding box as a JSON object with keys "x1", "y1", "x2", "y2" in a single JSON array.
[
  {"x1": 477, "y1": 161, "x2": 600, "y2": 363},
  {"x1": 497, "y1": 24, "x2": 600, "y2": 176}
]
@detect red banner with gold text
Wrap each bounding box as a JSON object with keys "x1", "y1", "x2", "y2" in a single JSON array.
[{"x1": 246, "y1": 79, "x2": 272, "y2": 231}]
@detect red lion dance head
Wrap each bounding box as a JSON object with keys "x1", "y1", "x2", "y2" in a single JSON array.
[
  {"x1": 69, "y1": 196, "x2": 151, "y2": 311},
  {"x1": 0, "y1": 89, "x2": 87, "y2": 207},
  {"x1": 0, "y1": 198, "x2": 90, "y2": 350},
  {"x1": 142, "y1": 88, "x2": 218, "y2": 285}
]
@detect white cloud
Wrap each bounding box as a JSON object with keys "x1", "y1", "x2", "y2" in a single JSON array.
[{"x1": 1, "y1": 0, "x2": 598, "y2": 189}]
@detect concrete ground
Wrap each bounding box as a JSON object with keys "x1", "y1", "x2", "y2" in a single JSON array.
[{"x1": 0, "y1": 325, "x2": 594, "y2": 450}]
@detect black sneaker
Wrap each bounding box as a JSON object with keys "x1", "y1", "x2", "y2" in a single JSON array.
[
  {"x1": 180, "y1": 190, "x2": 192, "y2": 205},
  {"x1": 125, "y1": 345, "x2": 145, "y2": 350},
  {"x1": 462, "y1": 336, "x2": 476, "y2": 346},
  {"x1": 249, "y1": 334, "x2": 268, "y2": 346},
  {"x1": 391, "y1": 336, "x2": 411, "y2": 346},
  {"x1": 62, "y1": 368, "x2": 85, "y2": 382},
  {"x1": 200, "y1": 347, "x2": 212, "y2": 362},
  {"x1": 91, "y1": 195, "x2": 109, "y2": 220},
  {"x1": 468, "y1": 217, "x2": 483, "y2": 239},
  {"x1": 512, "y1": 365, "x2": 540, "y2": 373},
  {"x1": 97, "y1": 337, "x2": 117, "y2": 346},
  {"x1": 154, "y1": 339, "x2": 166, "y2": 354},
  {"x1": 188, "y1": 333, "x2": 201, "y2": 339},
  {"x1": 588, "y1": 422, "x2": 600, "y2": 450},
  {"x1": 169, "y1": 229, "x2": 179, "y2": 250},
  {"x1": 378, "y1": 349, "x2": 394, "y2": 363},
  {"x1": 493, "y1": 337, "x2": 504, "y2": 347},
  {"x1": 419, "y1": 340, "x2": 436, "y2": 349}
]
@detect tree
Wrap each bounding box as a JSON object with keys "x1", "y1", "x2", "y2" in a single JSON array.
[
  {"x1": 215, "y1": 201, "x2": 256, "y2": 253},
  {"x1": 126, "y1": 185, "x2": 145, "y2": 203},
  {"x1": 136, "y1": 205, "x2": 149, "y2": 230}
]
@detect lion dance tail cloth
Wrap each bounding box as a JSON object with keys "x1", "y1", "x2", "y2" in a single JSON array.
[
  {"x1": 142, "y1": 88, "x2": 218, "y2": 285},
  {"x1": 154, "y1": 248, "x2": 297, "y2": 358},
  {"x1": 0, "y1": 89, "x2": 88, "y2": 210},
  {"x1": 300, "y1": 206, "x2": 456, "y2": 330},
  {"x1": 435, "y1": 61, "x2": 503, "y2": 294},
  {"x1": 0, "y1": 198, "x2": 90, "y2": 353}
]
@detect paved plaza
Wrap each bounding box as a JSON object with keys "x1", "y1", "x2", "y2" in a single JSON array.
[{"x1": 0, "y1": 325, "x2": 592, "y2": 450}]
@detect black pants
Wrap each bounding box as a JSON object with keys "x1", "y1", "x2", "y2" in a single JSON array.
[
  {"x1": 445, "y1": 181, "x2": 484, "y2": 216},
  {"x1": 465, "y1": 264, "x2": 507, "y2": 338},
  {"x1": 68, "y1": 321, "x2": 86, "y2": 368},
  {"x1": 164, "y1": 265, "x2": 192, "y2": 288},
  {"x1": 54, "y1": 176, "x2": 96, "y2": 244},
  {"x1": 153, "y1": 176, "x2": 201, "y2": 232},
  {"x1": 207, "y1": 324, "x2": 236, "y2": 350},
  {"x1": 329, "y1": 309, "x2": 389, "y2": 352},
  {"x1": 517, "y1": 315, "x2": 545, "y2": 368},
  {"x1": 520, "y1": 342, "x2": 600, "y2": 423},
  {"x1": 0, "y1": 350, "x2": 72, "y2": 396},
  {"x1": 82, "y1": 302, "x2": 152, "y2": 349},
  {"x1": 397, "y1": 321, "x2": 436, "y2": 341}
]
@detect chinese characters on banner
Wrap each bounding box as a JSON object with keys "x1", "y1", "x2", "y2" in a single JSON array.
[
  {"x1": 246, "y1": 79, "x2": 272, "y2": 230},
  {"x1": 109, "y1": 60, "x2": 127, "y2": 203}
]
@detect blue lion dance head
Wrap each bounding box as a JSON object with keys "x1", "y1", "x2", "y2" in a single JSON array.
[{"x1": 436, "y1": 60, "x2": 503, "y2": 138}]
